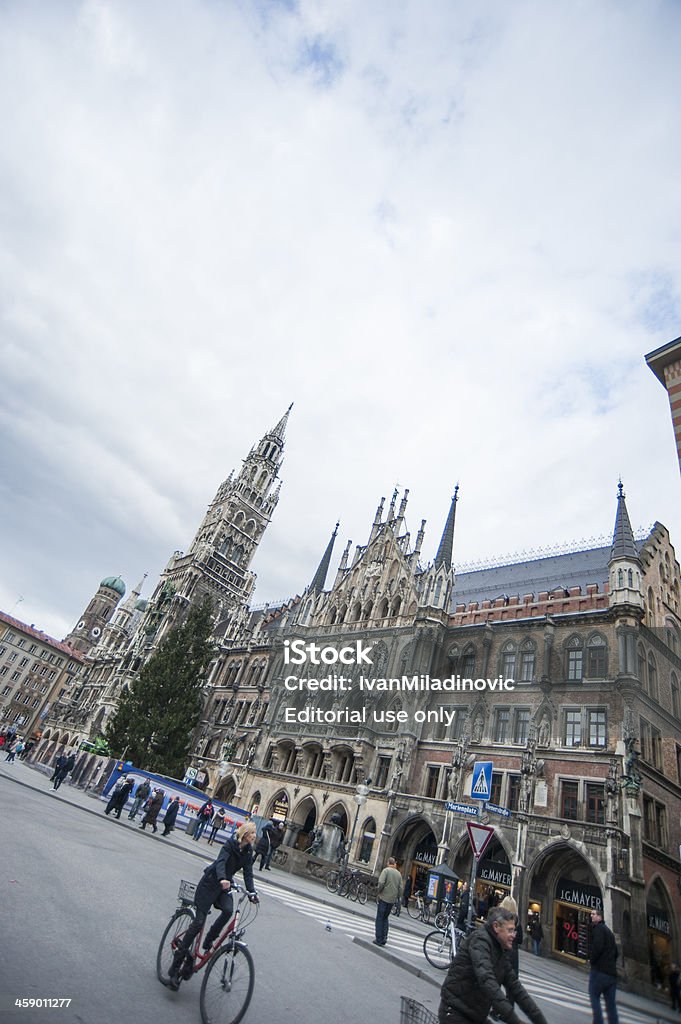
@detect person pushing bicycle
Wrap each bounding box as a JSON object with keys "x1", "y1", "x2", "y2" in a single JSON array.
[{"x1": 165, "y1": 820, "x2": 259, "y2": 991}]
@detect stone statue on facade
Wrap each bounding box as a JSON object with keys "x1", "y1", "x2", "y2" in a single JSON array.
[{"x1": 621, "y1": 737, "x2": 642, "y2": 795}]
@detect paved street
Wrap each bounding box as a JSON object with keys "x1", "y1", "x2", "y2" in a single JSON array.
[{"x1": 1, "y1": 759, "x2": 677, "y2": 1024}]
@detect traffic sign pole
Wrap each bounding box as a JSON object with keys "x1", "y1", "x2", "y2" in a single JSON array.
[{"x1": 465, "y1": 821, "x2": 495, "y2": 932}]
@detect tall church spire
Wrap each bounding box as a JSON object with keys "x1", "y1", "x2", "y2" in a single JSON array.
[
  {"x1": 310, "y1": 523, "x2": 339, "y2": 592},
  {"x1": 270, "y1": 403, "x2": 293, "y2": 442},
  {"x1": 434, "y1": 485, "x2": 459, "y2": 568},
  {"x1": 610, "y1": 481, "x2": 638, "y2": 561}
]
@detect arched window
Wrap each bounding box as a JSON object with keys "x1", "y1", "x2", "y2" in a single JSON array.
[
  {"x1": 586, "y1": 634, "x2": 607, "y2": 679},
  {"x1": 637, "y1": 644, "x2": 647, "y2": 691},
  {"x1": 627, "y1": 568, "x2": 633, "y2": 588},
  {"x1": 565, "y1": 636, "x2": 584, "y2": 681},
  {"x1": 618, "y1": 568, "x2": 624, "y2": 588},
  {"x1": 672, "y1": 673, "x2": 680, "y2": 719},
  {"x1": 358, "y1": 817, "x2": 376, "y2": 864},
  {"x1": 378, "y1": 598, "x2": 389, "y2": 619},
  {"x1": 519, "y1": 640, "x2": 535, "y2": 682},
  {"x1": 461, "y1": 645, "x2": 476, "y2": 678},
  {"x1": 501, "y1": 641, "x2": 516, "y2": 678},
  {"x1": 648, "y1": 653, "x2": 659, "y2": 702}
]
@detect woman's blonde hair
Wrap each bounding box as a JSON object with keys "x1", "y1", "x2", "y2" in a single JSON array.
[
  {"x1": 499, "y1": 895, "x2": 518, "y2": 914},
  {"x1": 237, "y1": 821, "x2": 257, "y2": 842}
]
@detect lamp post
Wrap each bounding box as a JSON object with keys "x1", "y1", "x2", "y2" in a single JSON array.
[{"x1": 343, "y1": 778, "x2": 371, "y2": 871}]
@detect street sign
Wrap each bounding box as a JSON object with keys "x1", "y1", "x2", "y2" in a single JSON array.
[
  {"x1": 445, "y1": 801, "x2": 479, "y2": 817},
  {"x1": 467, "y1": 822, "x2": 494, "y2": 860},
  {"x1": 184, "y1": 767, "x2": 198, "y2": 779},
  {"x1": 471, "y1": 761, "x2": 493, "y2": 800},
  {"x1": 484, "y1": 803, "x2": 511, "y2": 818}
]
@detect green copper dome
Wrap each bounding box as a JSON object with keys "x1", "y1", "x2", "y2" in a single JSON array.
[
  {"x1": 100, "y1": 575, "x2": 126, "y2": 597},
  {"x1": 134, "y1": 598, "x2": 148, "y2": 611}
]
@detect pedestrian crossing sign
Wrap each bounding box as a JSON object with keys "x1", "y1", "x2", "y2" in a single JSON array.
[{"x1": 471, "y1": 761, "x2": 493, "y2": 800}]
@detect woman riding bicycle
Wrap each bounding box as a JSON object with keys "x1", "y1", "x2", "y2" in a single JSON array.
[{"x1": 164, "y1": 820, "x2": 259, "y2": 990}]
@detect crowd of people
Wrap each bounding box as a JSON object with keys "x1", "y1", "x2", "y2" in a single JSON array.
[{"x1": 1, "y1": 728, "x2": 35, "y2": 762}]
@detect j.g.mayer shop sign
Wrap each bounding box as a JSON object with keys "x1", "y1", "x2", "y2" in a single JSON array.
[{"x1": 556, "y1": 878, "x2": 603, "y2": 912}]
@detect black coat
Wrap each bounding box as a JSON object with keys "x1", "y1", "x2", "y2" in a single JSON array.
[
  {"x1": 143, "y1": 792, "x2": 164, "y2": 824},
  {"x1": 256, "y1": 825, "x2": 274, "y2": 856},
  {"x1": 590, "y1": 921, "x2": 618, "y2": 977},
  {"x1": 202, "y1": 836, "x2": 255, "y2": 895},
  {"x1": 112, "y1": 779, "x2": 135, "y2": 808},
  {"x1": 163, "y1": 800, "x2": 180, "y2": 828},
  {"x1": 439, "y1": 923, "x2": 547, "y2": 1024}
]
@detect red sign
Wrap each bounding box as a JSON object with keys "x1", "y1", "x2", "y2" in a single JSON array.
[{"x1": 466, "y1": 822, "x2": 494, "y2": 860}]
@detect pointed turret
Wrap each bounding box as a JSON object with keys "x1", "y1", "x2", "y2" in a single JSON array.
[
  {"x1": 270, "y1": 403, "x2": 293, "y2": 442},
  {"x1": 610, "y1": 481, "x2": 638, "y2": 561},
  {"x1": 434, "y1": 485, "x2": 459, "y2": 568},
  {"x1": 608, "y1": 481, "x2": 643, "y2": 612},
  {"x1": 310, "y1": 523, "x2": 339, "y2": 593}
]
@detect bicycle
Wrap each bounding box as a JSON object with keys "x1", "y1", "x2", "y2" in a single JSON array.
[
  {"x1": 423, "y1": 918, "x2": 467, "y2": 970},
  {"x1": 338, "y1": 869, "x2": 369, "y2": 904},
  {"x1": 157, "y1": 879, "x2": 259, "y2": 1024},
  {"x1": 407, "y1": 891, "x2": 432, "y2": 925},
  {"x1": 434, "y1": 901, "x2": 458, "y2": 931},
  {"x1": 326, "y1": 867, "x2": 368, "y2": 904}
]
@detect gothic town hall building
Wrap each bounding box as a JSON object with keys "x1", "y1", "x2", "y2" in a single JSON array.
[{"x1": 32, "y1": 409, "x2": 681, "y2": 989}]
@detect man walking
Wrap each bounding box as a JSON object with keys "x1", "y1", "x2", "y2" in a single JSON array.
[
  {"x1": 127, "y1": 778, "x2": 151, "y2": 820},
  {"x1": 439, "y1": 907, "x2": 548, "y2": 1024},
  {"x1": 589, "y1": 909, "x2": 619, "y2": 1024},
  {"x1": 374, "y1": 856, "x2": 403, "y2": 947}
]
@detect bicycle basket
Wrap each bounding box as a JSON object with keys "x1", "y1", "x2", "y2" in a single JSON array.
[
  {"x1": 178, "y1": 879, "x2": 197, "y2": 903},
  {"x1": 399, "y1": 996, "x2": 438, "y2": 1024}
]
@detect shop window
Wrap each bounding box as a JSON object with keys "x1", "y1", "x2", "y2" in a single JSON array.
[
  {"x1": 425, "y1": 765, "x2": 440, "y2": 799},
  {"x1": 507, "y1": 775, "x2": 520, "y2": 811},
  {"x1": 587, "y1": 709, "x2": 607, "y2": 748},
  {"x1": 564, "y1": 709, "x2": 582, "y2": 747},
  {"x1": 560, "y1": 780, "x2": 579, "y2": 820},
  {"x1": 494, "y1": 708, "x2": 510, "y2": 743},
  {"x1": 586, "y1": 636, "x2": 607, "y2": 678},
  {"x1": 586, "y1": 784, "x2": 605, "y2": 824},
  {"x1": 513, "y1": 708, "x2": 530, "y2": 745}
]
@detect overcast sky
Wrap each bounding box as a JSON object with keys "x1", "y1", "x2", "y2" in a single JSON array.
[{"x1": 1, "y1": 0, "x2": 680, "y2": 641}]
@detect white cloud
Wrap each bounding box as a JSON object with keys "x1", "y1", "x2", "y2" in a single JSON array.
[{"x1": 1, "y1": 0, "x2": 680, "y2": 638}]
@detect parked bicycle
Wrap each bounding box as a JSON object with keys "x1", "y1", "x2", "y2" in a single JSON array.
[
  {"x1": 157, "y1": 880, "x2": 259, "y2": 1024},
  {"x1": 423, "y1": 917, "x2": 468, "y2": 970},
  {"x1": 325, "y1": 867, "x2": 369, "y2": 904},
  {"x1": 434, "y1": 901, "x2": 458, "y2": 931},
  {"x1": 406, "y1": 890, "x2": 432, "y2": 925}
]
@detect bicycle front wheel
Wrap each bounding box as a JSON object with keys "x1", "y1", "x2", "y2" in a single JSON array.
[
  {"x1": 423, "y1": 929, "x2": 453, "y2": 970},
  {"x1": 200, "y1": 941, "x2": 255, "y2": 1024},
  {"x1": 157, "y1": 909, "x2": 195, "y2": 983},
  {"x1": 325, "y1": 870, "x2": 340, "y2": 894},
  {"x1": 407, "y1": 899, "x2": 421, "y2": 920},
  {"x1": 356, "y1": 882, "x2": 368, "y2": 905}
]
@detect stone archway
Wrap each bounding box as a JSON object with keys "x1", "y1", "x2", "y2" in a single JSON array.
[
  {"x1": 523, "y1": 839, "x2": 603, "y2": 965},
  {"x1": 391, "y1": 815, "x2": 439, "y2": 893},
  {"x1": 214, "y1": 776, "x2": 238, "y2": 804},
  {"x1": 291, "y1": 795, "x2": 317, "y2": 851}
]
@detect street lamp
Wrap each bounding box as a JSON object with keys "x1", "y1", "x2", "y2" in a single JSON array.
[{"x1": 343, "y1": 778, "x2": 371, "y2": 871}]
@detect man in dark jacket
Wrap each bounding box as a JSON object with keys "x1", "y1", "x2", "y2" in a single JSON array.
[
  {"x1": 104, "y1": 775, "x2": 135, "y2": 818},
  {"x1": 164, "y1": 821, "x2": 259, "y2": 991},
  {"x1": 162, "y1": 796, "x2": 181, "y2": 836},
  {"x1": 588, "y1": 910, "x2": 619, "y2": 1024},
  {"x1": 53, "y1": 752, "x2": 75, "y2": 790},
  {"x1": 127, "y1": 779, "x2": 151, "y2": 820},
  {"x1": 439, "y1": 907, "x2": 548, "y2": 1024}
]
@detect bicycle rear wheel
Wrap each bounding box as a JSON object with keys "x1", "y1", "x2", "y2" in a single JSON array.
[
  {"x1": 325, "y1": 870, "x2": 340, "y2": 894},
  {"x1": 423, "y1": 929, "x2": 453, "y2": 970},
  {"x1": 157, "y1": 909, "x2": 195, "y2": 983},
  {"x1": 200, "y1": 941, "x2": 255, "y2": 1024},
  {"x1": 434, "y1": 910, "x2": 452, "y2": 930},
  {"x1": 337, "y1": 876, "x2": 352, "y2": 899},
  {"x1": 356, "y1": 882, "x2": 368, "y2": 905}
]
